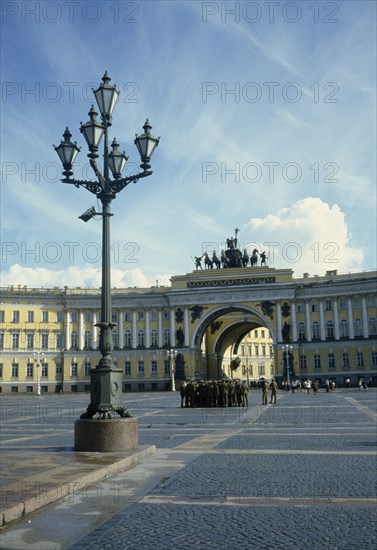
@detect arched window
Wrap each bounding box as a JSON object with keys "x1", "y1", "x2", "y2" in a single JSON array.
[
  {"x1": 298, "y1": 322, "x2": 305, "y2": 340},
  {"x1": 112, "y1": 330, "x2": 118, "y2": 349},
  {"x1": 138, "y1": 330, "x2": 145, "y2": 347},
  {"x1": 326, "y1": 320, "x2": 334, "y2": 338},
  {"x1": 164, "y1": 329, "x2": 170, "y2": 346},
  {"x1": 124, "y1": 330, "x2": 131, "y2": 348},
  {"x1": 369, "y1": 317, "x2": 377, "y2": 335},
  {"x1": 71, "y1": 330, "x2": 78, "y2": 349},
  {"x1": 340, "y1": 319, "x2": 348, "y2": 337},
  {"x1": 84, "y1": 330, "x2": 91, "y2": 350},
  {"x1": 311, "y1": 321, "x2": 320, "y2": 339},
  {"x1": 151, "y1": 329, "x2": 158, "y2": 346},
  {"x1": 354, "y1": 318, "x2": 363, "y2": 337}
]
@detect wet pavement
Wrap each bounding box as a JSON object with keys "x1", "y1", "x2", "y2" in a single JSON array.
[{"x1": 0, "y1": 389, "x2": 376, "y2": 549}]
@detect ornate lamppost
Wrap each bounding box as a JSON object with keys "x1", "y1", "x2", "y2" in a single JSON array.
[
  {"x1": 33, "y1": 351, "x2": 44, "y2": 396},
  {"x1": 282, "y1": 344, "x2": 293, "y2": 390},
  {"x1": 54, "y1": 72, "x2": 159, "y2": 449},
  {"x1": 167, "y1": 348, "x2": 177, "y2": 391}
]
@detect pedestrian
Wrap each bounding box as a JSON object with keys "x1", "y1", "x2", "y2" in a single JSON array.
[
  {"x1": 261, "y1": 378, "x2": 269, "y2": 405},
  {"x1": 179, "y1": 381, "x2": 187, "y2": 408},
  {"x1": 313, "y1": 380, "x2": 319, "y2": 395},
  {"x1": 325, "y1": 379, "x2": 330, "y2": 393},
  {"x1": 362, "y1": 378, "x2": 368, "y2": 391},
  {"x1": 270, "y1": 378, "x2": 278, "y2": 404}
]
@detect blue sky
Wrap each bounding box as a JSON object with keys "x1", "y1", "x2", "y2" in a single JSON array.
[{"x1": 1, "y1": 0, "x2": 376, "y2": 288}]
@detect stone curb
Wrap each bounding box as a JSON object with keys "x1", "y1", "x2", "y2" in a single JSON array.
[{"x1": 0, "y1": 445, "x2": 156, "y2": 527}]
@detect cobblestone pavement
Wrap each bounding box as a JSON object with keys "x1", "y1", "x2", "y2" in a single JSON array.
[{"x1": 1, "y1": 389, "x2": 376, "y2": 549}]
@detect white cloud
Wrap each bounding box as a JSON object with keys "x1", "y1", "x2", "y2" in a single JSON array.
[{"x1": 243, "y1": 197, "x2": 364, "y2": 276}]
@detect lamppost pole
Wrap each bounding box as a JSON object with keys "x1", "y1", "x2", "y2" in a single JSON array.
[
  {"x1": 54, "y1": 71, "x2": 159, "y2": 420},
  {"x1": 167, "y1": 348, "x2": 177, "y2": 391},
  {"x1": 33, "y1": 351, "x2": 44, "y2": 396},
  {"x1": 282, "y1": 344, "x2": 293, "y2": 390}
]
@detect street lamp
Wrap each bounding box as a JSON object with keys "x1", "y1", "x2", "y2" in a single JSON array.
[
  {"x1": 167, "y1": 348, "x2": 177, "y2": 391},
  {"x1": 54, "y1": 71, "x2": 159, "y2": 421},
  {"x1": 282, "y1": 344, "x2": 293, "y2": 390},
  {"x1": 33, "y1": 351, "x2": 44, "y2": 396}
]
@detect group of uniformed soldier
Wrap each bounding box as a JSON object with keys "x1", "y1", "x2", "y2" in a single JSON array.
[{"x1": 179, "y1": 379, "x2": 250, "y2": 408}]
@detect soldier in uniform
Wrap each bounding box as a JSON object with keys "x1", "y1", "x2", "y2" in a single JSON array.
[
  {"x1": 261, "y1": 378, "x2": 269, "y2": 405},
  {"x1": 270, "y1": 378, "x2": 278, "y2": 404},
  {"x1": 241, "y1": 381, "x2": 249, "y2": 407}
]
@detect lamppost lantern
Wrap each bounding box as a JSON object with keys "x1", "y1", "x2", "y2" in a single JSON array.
[
  {"x1": 134, "y1": 119, "x2": 160, "y2": 171},
  {"x1": 93, "y1": 71, "x2": 119, "y2": 122},
  {"x1": 108, "y1": 138, "x2": 128, "y2": 179},
  {"x1": 53, "y1": 71, "x2": 159, "y2": 426},
  {"x1": 80, "y1": 105, "x2": 105, "y2": 159},
  {"x1": 53, "y1": 127, "x2": 81, "y2": 180}
]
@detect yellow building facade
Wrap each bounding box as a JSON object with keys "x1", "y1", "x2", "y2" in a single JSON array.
[{"x1": 0, "y1": 266, "x2": 376, "y2": 393}]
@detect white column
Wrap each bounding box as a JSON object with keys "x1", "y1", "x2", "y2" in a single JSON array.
[
  {"x1": 333, "y1": 299, "x2": 339, "y2": 340},
  {"x1": 78, "y1": 310, "x2": 84, "y2": 350},
  {"x1": 132, "y1": 310, "x2": 137, "y2": 349},
  {"x1": 65, "y1": 310, "x2": 71, "y2": 351},
  {"x1": 277, "y1": 302, "x2": 282, "y2": 342},
  {"x1": 291, "y1": 301, "x2": 297, "y2": 342},
  {"x1": 319, "y1": 301, "x2": 326, "y2": 341},
  {"x1": 92, "y1": 310, "x2": 98, "y2": 349},
  {"x1": 119, "y1": 309, "x2": 124, "y2": 349},
  {"x1": 145, "y1": 310, "x2": 150, "y2": 348},
  {"x1": 362, "y1": 296, "x2": 369, "y2": 338},
  {"x1": 158, "y1": 309, "x2": 163, "y2": 348},
  {"x1": 184, "y1": 306, "x2": 189, "y2": 346},
  {"x1": 305, "y1": 302, "x2": 312, "y2": 341},
  {"x1": 348, "y1": 298, "x2": 354, "y2": 339},
  {"x1": 170, "y1": 308, "x2": 176, "y2": 347}
]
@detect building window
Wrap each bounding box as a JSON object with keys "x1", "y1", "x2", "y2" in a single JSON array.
[
  {"x1": 124, "y1": 361, "x2": 131, "y2": 375},
  {"x1": 11, "y1": 386, "x2": 19, "y2": 393},
  {"x1": 41, "y1": 331, "x2": 49, "y2": 350},
  {"x1": 71, "y1": 363, "x2": 78, "y2": 377},
  {"x1": 151, "y1": 329, "x2": 158, "y2": 347},
  {"x1": 269, "y1": 345, "x2": 273, "y2": 357},
  {"x1": 27, "y1": 332, "x2": 34, "y2": 349},
  {"x1": 150, "y1": 310, "x2": 157, "y2": 321},
  {"x1": 0, "y1": 311, "x2": 4, "y2": 322},
  {"x1": 339, "y1": 299, "x2": 347, "y2": 311},
  {"x1": 27, "y1": 311, "x2": 34, "y2": 322},
  {"x1": 12, "y1": 332, "x2": 20, "y2": 349},
  {"x1": 12, "y1": 363, "x2": 19, "y2": 378},
  {"x1": 262, "y1": 345, "x2": 266, "y2": 357},
  {"x1": 248, "y1": 344, "x2": 252, "y2": 356},
  {"x1": 0, "y1": 363, "x2": 2, "y2": 378},
  {"x1": 13, "y1": 311, "x2": 20, "y2": 323},
  {"x1": 325, "y1": 300, "x2": 332, "y2": 311},
  {"x1": 326, "y1": 320, "x2": 334, "y2": 338},
  {"x1": 367, "y1": 295, "x2": 375, "y2": 307},
  {"x1": 240, "y1": 344, "x2": 245, "y2": 356},
  {"x1": 340, "y1": 319, "x2": 349, "y2": 338},
  {"x1": 298, "y1": 322, "x2": 305, "y2": 340},
  {"x1": 85, "y1": 311, "x2": 91, "y2": 322},
  {"x1": 56, "y1": 311, "x2": 63, "y2": 323},
  {"x1": 354, "y1": 318, "x2": 363, "y2": 337},
  {"x1": 311, "y1": 321, "x2": 320, "y2": 339},
  {"x1": 353, "y1": 297, "x2": 361, "y2": 309},
  {"x1": 0, "y1": 332, "x2": 4, "y2": 350},
  {"x1": 258, "y1": 363, "x2": 265, "y2": 376},
  {"x1": 311, "y1": 303, "x2": 318, "y2": 313},
  {"x1": 300, "y1": 355, "x2": 307, "y2": 370},
  {"x1": 369, "y1": 317, "x2": 377, "y2": 335},
  {"x1": 26, "y1": 363, "x2": 34, "y2": 377},
  {"x1": 56, "y1": 331, "x2": 63, "y2": 349},
  {"x1": 261, "y1": 330, "x2": 265, "y2": 338},
  {"x1": 328, "y1": 354, "x2": 335, "y2": 369},
  {"x1": 163, "y1": 329, "x2": 170, "y2": 347},
  {"x1": 138, "y1": 310, "x2": 144, "y2": 321},
  {"x1": 56, "y1": 363, "x2": 62, "y2": 376},
  {"x1": 254, "y1": 344, "x2": 259, "y2": 357},
  {"x1": 242, "y1": 364, "x2": 246, "y2": 375},
  {"x1": 314, "y1": 354, "x2": 321, "y2": 369},
  {"x1": 138, "y1": 330, "x2": 145, "y2": 347},
  {"x1": 112, "y1": 330, "x2": 118, "y2": 349},
  {"x1": 163, "y1": 309, "x2": 169, "y2": 321},
  {"x1": 71, "y1": 330, "x2": 78, "y2": 349},
  {"x1": 164, "y1": 360, "x2": 170, "y2": 374},
  {"x1": 71, "y1": 311, "x2": 78, "y2": 323},
  {"x1": 124, "y1": 311, "x2": 130, "y2": 322},
  {"x1": 84, "y1": 330, "x2": 91, "y2": 350},
  {"x1": 42, "y1": 311, "x2": 49, "y2": 322},
  {"x1": 124, "y1": 330, "x2": 132, "y2": 348},
  {"x1": 41, "y1": 363, "x2": 48, "y2": 377},
  {"x1": 297, "y1": 304, "x2": 304, "y2": 314},
  {"x1": 137, "y1": 361, "x2": 144, "y2": 374},
  {"x1": 84, "y1": 362, "x2": 91, "y2": 376},
  {"x1": 372, "y1": 352, "x2": 377, "y2": 367},
  {"x1": 342, "y1": 353, "x2": 349, "y2": 369},
  {"x1": 151, "y1": 360, "x2": 158, "y2": 374},
  {"x1": 356, "y1": 352, "x2": 364, "y2": 367},
  {"x1": 254, "y1": 330, "x2": 258, "y2": 338},
  {"x1": 112, "y1": 311, "x2": 118, "y2": 323}
]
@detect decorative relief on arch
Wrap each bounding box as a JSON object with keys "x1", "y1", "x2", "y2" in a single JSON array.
[
  {"x1": 210, "y1": 320, "x2": 223, "y2": 334},
  {"x1": 257, "y1": 300, "x2": 275, "y2": 319},
  {"x1": 189, "y1": 305, "x2": 207, "y2": 323}
]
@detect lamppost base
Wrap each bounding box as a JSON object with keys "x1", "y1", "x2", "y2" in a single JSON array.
[{"x1": 74, "y1": 417, "x2": 138, "y2": 452}]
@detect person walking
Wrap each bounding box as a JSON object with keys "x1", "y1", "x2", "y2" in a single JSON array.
[
  {"x1": 261, "y1": 378, "x2": 269, "y2": 405},
  {"x1": 270, "y1": 378, "x2": 278, "y2": 404}
]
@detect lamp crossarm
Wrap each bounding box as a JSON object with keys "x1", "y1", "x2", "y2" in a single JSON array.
[
  {"x1": 110, "y1": 170, "x2": 153, "y2": 194},
  {"x1": 90, "y1": 159, "x2": 107, "y2": 190}
]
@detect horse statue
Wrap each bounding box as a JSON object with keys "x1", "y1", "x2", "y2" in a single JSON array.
[
  {"x1": 242, "y1": 248, "x2": 249, "y2": 267},
  {"x1": 260, "y1": 251, "x2": 267, "y2": 266},
  {"x1": 250, "y1": 249, "x2": 259, "y2": 267},
  {"x1": 203, "y1": 252, "x2": 213, "y2": 269},
  {"x1": 194, "y1": 256, "x2": 203, "y2": 269},
  {"x1": 212, "y1": 251, "x2": 221, "y2": 269},
  {"x1": 220, "y1": 249, "x2": 229, "y2": 268}
]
